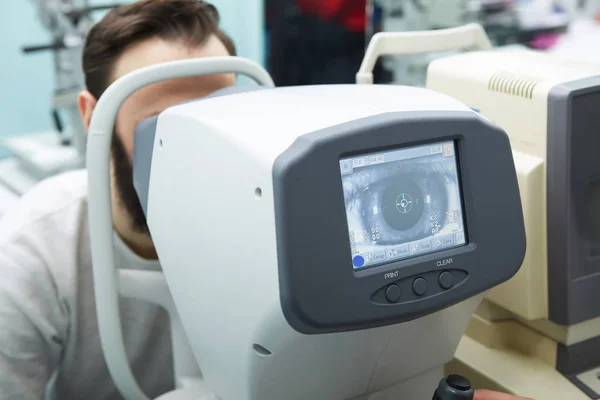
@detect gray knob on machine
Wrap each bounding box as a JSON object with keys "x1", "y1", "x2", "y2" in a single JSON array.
[{"x1": 432, "y1": 374, "x2": 475, "y2": 400}]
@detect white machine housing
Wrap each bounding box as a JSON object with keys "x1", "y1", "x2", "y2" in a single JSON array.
[
  {"x1": 86, "y1": 56, "x2": 524, "y2": 400},
  {"x1": 134, "y1": 84, "x2": 524, "y2": 399},
  {"x1": 146, "y1": 85, "x2": 475, "y2": 400},
  {"x1": 427, "y1": 48, "x2": 600, "y2": 397},
  {"x1": 427, "y1": 49, "x2": 600, "y2": 323}
]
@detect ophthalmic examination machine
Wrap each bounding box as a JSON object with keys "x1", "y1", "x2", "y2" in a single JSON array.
[{"x1": 86, "y1": 56, "x2": 526, "y2": 399}]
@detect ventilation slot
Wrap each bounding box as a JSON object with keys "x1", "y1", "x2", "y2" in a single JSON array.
[{"x1": 488, "y1": 73, "x2": 539, "y2": 99}]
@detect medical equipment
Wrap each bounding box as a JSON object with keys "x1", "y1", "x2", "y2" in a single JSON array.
[
  {"x1": 0, "y1": 0, "x2": 119, "y2": 195},
  {"x1": 86, "y1": 54, "x2": 525, "y2": 399},
  {"x1": 358, "y1": 21, "x2": 600, "y2": 399},
  {"x1": 428, "y1": 45, "x2": 600, "y2": 400},
  {"x1": 369, "y1": 1, "x2": 521, "y2": 87},
  {"x1": 370, "y1": 0, "x2": 482, "y2": 87},
  {"x1": 370, "y1": 1, "x2": 573, "y2": 86}
]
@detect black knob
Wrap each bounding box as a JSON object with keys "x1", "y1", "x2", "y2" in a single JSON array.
[{"x1": 432, "y1": 374, "x2": 474, "y2": 400}]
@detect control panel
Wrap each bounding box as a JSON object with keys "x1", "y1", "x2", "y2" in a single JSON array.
[{"x1": 371, "y1": 269, "x2": 468, "y2": 305}]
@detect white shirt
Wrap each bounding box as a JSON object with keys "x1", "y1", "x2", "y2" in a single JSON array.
[{"x1": 0, "y1": 170, "x2": 174, "y2": 400}]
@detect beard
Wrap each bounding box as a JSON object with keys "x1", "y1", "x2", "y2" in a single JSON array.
[{"x1": 111, "y1": 131, "x2": 150, "y2": 234}]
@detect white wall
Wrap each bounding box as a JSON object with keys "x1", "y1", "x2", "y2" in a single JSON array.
[
  {"x1": 0, "y1": 0, "x2": 54, "y2": 139},
  {"x1": 214, "y1": 0, "x2": 265, "y2": 65}
]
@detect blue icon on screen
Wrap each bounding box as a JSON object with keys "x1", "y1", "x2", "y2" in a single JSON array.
[{"x1": 353, "y1": 255, "x2": 365, "y2": 268}]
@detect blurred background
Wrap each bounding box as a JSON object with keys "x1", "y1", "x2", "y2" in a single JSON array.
[
  {"x1": 0, "y1": 0, "x2": 264, "y2": 142},
  {"x1": 2, "y1": 0, "x2": 600, "y2": 208}
]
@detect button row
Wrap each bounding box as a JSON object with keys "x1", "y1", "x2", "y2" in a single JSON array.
[{"x1": 384, "y1": 271, "x2": 455, "y2": 303}]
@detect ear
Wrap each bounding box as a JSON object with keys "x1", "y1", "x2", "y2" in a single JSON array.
[{"x1": 78, "y1": 90, "x2": 97, "y2": 130}]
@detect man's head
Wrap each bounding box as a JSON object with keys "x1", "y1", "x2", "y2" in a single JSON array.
[{"x1": 78, "y1": 0, "x2": 237, "y2": 255}]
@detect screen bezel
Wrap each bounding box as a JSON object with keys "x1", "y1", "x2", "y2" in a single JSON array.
[
  {"x1": 273, "y1": 111, "x2": 525, "y2": 335},
  {"x1": 339, "y1": 140, "x2": 470, "y2": 272}
]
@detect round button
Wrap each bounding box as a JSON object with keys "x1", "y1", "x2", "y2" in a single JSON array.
[
  {"x1": 353, "y1": 255, "x2": 365, "y2": 268},
  {"x1": 412, "y1": 277, "x2": 428, "y2": 296},
  {"x1": 385, "y1": 284, "x2": 401, "y2": 303},
  {"x1": 439, "y1": 271, "x2": 454, "y2": 290},
  {"x1": 446, "y1": 374, "x2": 472, "y2": 391}
]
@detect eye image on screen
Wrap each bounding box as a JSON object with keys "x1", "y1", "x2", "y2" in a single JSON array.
[{"x1": 340, "y1": 141, "x2": 467, "y2": 270}]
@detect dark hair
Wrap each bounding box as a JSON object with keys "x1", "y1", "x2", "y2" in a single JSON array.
[{"x1": 82, "y1": 0, "x2": 236, "y2": 99}]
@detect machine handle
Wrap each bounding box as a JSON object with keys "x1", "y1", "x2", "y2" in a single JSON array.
[
  {"x1": 87, "y1": 56, "x2": 274, "y2": 400},
  {"x1": 77, "y1": 3, "x2": 122, "y2": 12},
  {"x1": 22, "y1": 4, "x2": 120, "y2": 54},
  {"x1": 356, "y1": 23, "x2": 493, "y2": 84},
  {"x1": 52, "y1": 110, "x2": 63, "y2": 133},
  {"x1": 432, "y1": 374, "x2": 474, "y2": 400},
  {"x1": 51, "y1": 109, "x2": 72, "y2": 146},
  {"x1": 22, "y1": 41, "x2": 66, "y2": 53}
]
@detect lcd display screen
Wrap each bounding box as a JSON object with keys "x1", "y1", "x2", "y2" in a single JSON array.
[{"x1": 340, "y1": 141, "x2": 467, "y2": 270}]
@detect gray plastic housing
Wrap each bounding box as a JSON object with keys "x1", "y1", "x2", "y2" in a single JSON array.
[
  {"x1": 133, "y1": 102, "x2": 526, "y2": 335},
  {"x1": 272, "y1": 111, "x2": 526, "y2": 334},
  {"x1": 547, "y1": 76, "x2": 600, "y2": 325}
]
